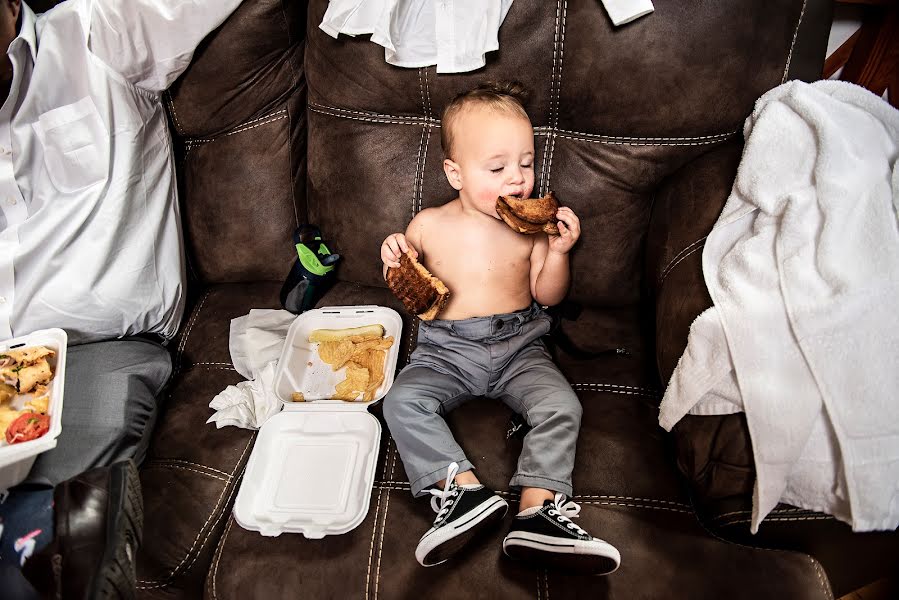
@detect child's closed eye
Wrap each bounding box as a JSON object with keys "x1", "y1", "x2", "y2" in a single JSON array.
[{"x1": 490, "y1": 167, "x2": 504, "y2": 173}]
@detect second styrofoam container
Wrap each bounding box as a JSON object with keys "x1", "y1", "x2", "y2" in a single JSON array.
[{"x1": 0, "y1": 328, "x2": 68, "y2": 491}]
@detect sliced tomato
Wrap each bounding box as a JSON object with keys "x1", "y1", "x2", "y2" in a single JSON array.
[{"x1": 5, "y1": 412, "x2": 50, "y2": 444}]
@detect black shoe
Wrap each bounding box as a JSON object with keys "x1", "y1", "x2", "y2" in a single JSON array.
[
  {"x1": 503, "y1": 493, "x2": 620, "y2": 575},
  {"x1": 415, "y1": 462, "x2": 508, "y2": 567},
  {"x1": 23, "y1": 459, "x2": 144, "y2": 599}
]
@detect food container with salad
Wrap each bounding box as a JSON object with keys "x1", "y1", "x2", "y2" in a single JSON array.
[{"x1": 0, "y1": 328, "x2": 67, "y2": 491}]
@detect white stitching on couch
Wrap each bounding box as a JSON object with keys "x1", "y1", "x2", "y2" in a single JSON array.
[
  {"x1": 539, "y1": 0, "x2": 563, "y2": 196},
  {"x1": 310, "y1": 102, "x2": 433, "y2": 122},
  {"x1": 365, "y1": 487, "x2": 385, "y2": 600},
  {"x1": 137, "y1": 434, "x2": 255, "y2": 588},
  {"x1": 175, "y1": 290, "x2": 210, "y2": 375},
  {"x1": 544, "y1": 0, "x2": 568, "y2": 198},
  {"x1": 309, "y1": 104, "x2": 739, "y2": 145},
  {"x1": 373, "y1": 432, "x2": 399, "y2": 598},
  {"x1": 537, "y1": 126, "x2": 736, "y2": 143},
  {"x1": 367, "y1": 440, "x2": 393, "y2": 599},
  {"x1": 309, "y1": 105, "x2": 437, "y2": 127},
  {"x1": 781, "y1": 0, "x2": 808, "y2": 84},
  {"x1": 149, "y1": 458, "x2": 232, "y2": 479},
  {"x1": 142, "y1": 462, "x2": 230, "y2": 483},
  {"x1": 658, "y1": 243, "x2": 704, "y2": 287},
  {"x1": 165, "y1": 91, "x2": 184, "y2": 136},
  {"x1": 210, "y1": 516, "x2": 234, "y2": 600},
  {"x1": 659, "y1": 236, "x2": 708, "y2": 284},
  {"x1": 579, "y1": 500, "x2": 692, "y2": 513},
  {"x1": 556, "y1": 132, "x2": 736, "y2": 146}
]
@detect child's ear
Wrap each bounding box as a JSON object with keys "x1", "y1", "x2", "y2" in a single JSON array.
[{"x1": 443, "y1": 159, "x2": 463, "y2": 191}]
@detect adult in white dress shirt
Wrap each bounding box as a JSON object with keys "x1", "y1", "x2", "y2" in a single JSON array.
[{"x1": 0, "y1": 0, "x2": 244, "y2": 597}]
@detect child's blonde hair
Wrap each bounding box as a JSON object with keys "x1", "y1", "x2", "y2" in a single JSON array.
[{"x1": 440, "y1": 81, "x2": 530, "y2": 160}]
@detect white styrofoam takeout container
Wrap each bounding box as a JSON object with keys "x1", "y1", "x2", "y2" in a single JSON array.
[
  {"x1": 0, "y1": 328, "x2": 68, "y2": 492},
  {"x1": 233, "y1": 306, "x2": 402, "y2": 538}
]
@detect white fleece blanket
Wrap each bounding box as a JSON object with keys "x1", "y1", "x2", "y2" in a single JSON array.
[{"x1": 659, "y1": 81, "x2": 899, "y2": 533}]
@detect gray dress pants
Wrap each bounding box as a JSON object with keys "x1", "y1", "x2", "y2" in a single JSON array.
[
  {"x1": 25, "y1": 337, "x2": 172, "y2": 486},
  {"x1": 383, "y1": 304, "x2": 582, "y2": 497}
]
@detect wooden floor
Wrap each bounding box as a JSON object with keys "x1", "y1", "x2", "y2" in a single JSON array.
[{"x1": 838, "y1": 578, "x2": 898, "y2": 600}]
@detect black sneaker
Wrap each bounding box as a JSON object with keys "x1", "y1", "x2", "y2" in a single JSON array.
[
  {"x1": 503, "y1": 493, "x2": 620, "y2": 575},
  {"x1": 415, "y1": 462, "x2": 509, "y2": 567}
]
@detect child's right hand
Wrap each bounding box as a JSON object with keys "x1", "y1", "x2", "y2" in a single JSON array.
[{"x1": 381, "y1": 233, "x2": 418, "y2": 269}]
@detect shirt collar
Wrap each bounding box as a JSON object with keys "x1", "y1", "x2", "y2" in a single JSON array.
[{"x1": 9, "y1": 3, "x2": 38, "y2": 63}]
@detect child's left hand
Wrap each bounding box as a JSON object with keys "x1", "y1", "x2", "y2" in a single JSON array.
[{"x1": 548, "y1": 207, "x2": 581, "y2": 254}]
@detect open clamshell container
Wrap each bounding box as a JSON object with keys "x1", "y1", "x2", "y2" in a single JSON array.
[
  {"x1": 234, "y1": 306, "x2": 402, "y2": 538},
  {"x1": 0, "y1": 328, "x2": 68, "y2": 491}
]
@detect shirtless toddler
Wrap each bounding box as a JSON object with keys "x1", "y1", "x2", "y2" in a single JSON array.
[{"x1": 380, "y1": 82, "x2": 620, "y2": 575}]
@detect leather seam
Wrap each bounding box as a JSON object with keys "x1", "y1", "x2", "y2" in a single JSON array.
[
  {"x1": 141, "y1": 463, "x2": 230, "y2": 483},
  {"x1": 309, "y1": 103, "x2": 738, "y2": 144},
  {"x1": 165, "y1": 91, "x2": 184, "y2": 136},
  {"x1": 544, "y1": 0, "x2": 568, "y2": 198},
  {"x1": 570, "y1": 383, "x2": 660, "y2": 398},
  {"x1": 555, "y1": 132, "x2": 736, "y2": 146},
  {"x1": 781, "y1": 0, "x2": 808, "y2": 83},
  {"x1": 539, "y1": 0, "x2": 563, "y2": 196},
  {"x1": 658, "y1": 243, "x2": 705, "y2": 287},
  {"x1": 145, "y1": 458, "x2": 232, "y2": 479},
  {"x1": 535, "y1": 126, "x2": 736, "y2": 143},
  {"x1": 184, "y1": 110, "x2": 289, "y2": 147},
  {"x1": 309, "y1": 104, "x2": 438, "y2": 127},
  {"x1": 210, "y1": 516, "x2": 234, "y2": 600},
  {"x1": 712, "y1": 507, "x2": 813, "y2": 520},
  {"x1": 174, "y1": 290, "x2": 210, "y2": 375},
  {"x1": 658, "y1": 236, "x2": 708, "y2": 284},
  {"x1": 374, "y1": 433, "x2": 398, "y2": 597}
]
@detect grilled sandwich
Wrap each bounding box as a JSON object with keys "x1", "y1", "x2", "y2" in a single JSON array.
[{"x1": 386, "y1": 252, "x2": 450, "y2": 321}]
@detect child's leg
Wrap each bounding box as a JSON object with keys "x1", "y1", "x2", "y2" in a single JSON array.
[
  {"x1": 382, "y1": 365, "x2": 478, "y2": 497},
  {"x1": 493, "y1": 347, "x2": 582, "y2": 505}
]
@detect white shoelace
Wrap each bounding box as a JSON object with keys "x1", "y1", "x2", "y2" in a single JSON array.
[
  {"x1": 547, "y1": 493, "x2": 589, "y2": 537},
  {"x1": 428, "y1": 462, "x2": 461, "y2": 524}
]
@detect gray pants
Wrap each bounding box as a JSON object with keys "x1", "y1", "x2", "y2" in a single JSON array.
[
  {"x1": 25, "y1": 338, "x2": 172, "y2": 486},
  {"x1": 383, "y1": 304, "x2": 582, "y2": 497}
]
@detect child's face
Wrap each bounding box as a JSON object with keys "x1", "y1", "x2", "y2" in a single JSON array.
[{"x1": 444, "y1": 108, "x2": 535, "y2": 217}]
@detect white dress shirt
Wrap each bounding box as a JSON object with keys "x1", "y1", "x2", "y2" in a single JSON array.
[
  {"x1": 1, "y1": 0, "x2": 242, "y2": 344},
  {"x1": 320, "y1": 0, "x2": 514, "y2": 74}
]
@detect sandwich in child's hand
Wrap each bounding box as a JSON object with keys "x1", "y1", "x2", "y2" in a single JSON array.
[
  {"x1": 386, "y1": 252, "x2": 450, "y2": 321},
  {"x1": 496, "y1": 191, "x2": 560, "y2": 235}
]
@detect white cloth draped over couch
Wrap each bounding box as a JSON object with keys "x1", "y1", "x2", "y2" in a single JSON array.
[{"x1": 659, "y1": 80, "x2": 899, "y2": 533}]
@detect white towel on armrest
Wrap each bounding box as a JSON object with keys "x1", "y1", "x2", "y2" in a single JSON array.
[{"x1": 659, "y1": 80, "x2": 899, "y2": 533}]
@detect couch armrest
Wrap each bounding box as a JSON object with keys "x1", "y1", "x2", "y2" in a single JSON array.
[
  {"x1": 644, "y1": 138, "x2": 758, "y2": 506},
  {"x1": 645, "y1": 138, "x2": 742, "y2": 383}
]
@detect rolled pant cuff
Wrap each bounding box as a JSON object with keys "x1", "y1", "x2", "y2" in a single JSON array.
[
  {"x1": 410, "y1": 459, "x2": 475, "y2": 497},
  {"x1": 509, "y1": 474, "x2": 572, "y2": 497}
]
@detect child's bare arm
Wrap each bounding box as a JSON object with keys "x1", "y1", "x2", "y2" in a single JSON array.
[
  {"x1": 530, "y1": 207, "x2": 581, "y2": 306},
  {"x1": 380, "y1": 211, "x2": 428, "y2": 278}
]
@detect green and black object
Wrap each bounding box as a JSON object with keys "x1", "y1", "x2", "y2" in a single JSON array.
[{"x1": 280, "y1": 225, "x2": 341, "y2": 314}]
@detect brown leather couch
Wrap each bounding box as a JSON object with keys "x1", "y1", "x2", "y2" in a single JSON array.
[{"x1": 29, "y1": 0, "x2": 892, "y2": 597}]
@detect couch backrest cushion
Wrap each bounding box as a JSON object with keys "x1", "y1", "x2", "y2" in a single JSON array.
[
  {"x1": 167, "y1": 0, "x2": 307, "y2": 283},
  {"x1": 304, "y1": 0, "x2": 829, "y2": 307}
]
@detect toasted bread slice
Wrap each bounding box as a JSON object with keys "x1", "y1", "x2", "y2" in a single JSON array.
[
  {"x1": 496, "y1": 192, "x2": 560, "y2": 235},
  {"x1": 386, "y1": 252, "x2": 450, "y2": 321}
]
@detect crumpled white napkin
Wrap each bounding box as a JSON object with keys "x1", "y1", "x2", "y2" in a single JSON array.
[{"x1": 206, "y1": 309, "x2": 297, "y2": 430}]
